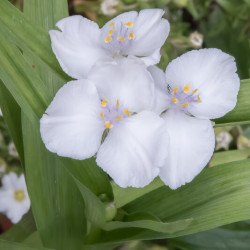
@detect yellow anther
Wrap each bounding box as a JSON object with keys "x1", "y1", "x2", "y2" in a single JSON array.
[
  {"x1": 14, "y1": 190, "x2": 25, "y2": 202},
  {"x1": 192, "y1": 89, "x2": 198, "y2": 95},
  {"x1": 104, "y1": 37, "x2": 112, "y2": 43},
  {"x1": 123, "y1": 109, "x2": 130, "y2": 116},
  {"x1": 181, "y1": 103, "x2": 189, "y2": 107},
  {"x1": 115, "y1": 115, "x2": 122, "y2": 121},
  {"x1": 128, "y1": 33, "x2": 135, "y2": 40},
  {"x1": 100, "y1": 111, "x2": 104, "y2": 119},
  {"x1": 115, "y1": 100, "x2": 119, "y2": 108},
  {"x1": 117, "y1": 37, "x2": 126, "y2": 41},
  {"x1": 184, "y1": 85, "x2": 191, "y2": 93},
  {"x1": 172, "y1": 87, "x2": 179, "y2": 95},
  {"x1": 109, "y1": 22, "x2": 115, "y2": 27},
  {"x1": 108, "y1": 29, "x2": 115, "y2": 36},
  {"x1": 172, "y1": 97, "x2": 178, "y2": 104},
  {"x1": 101, "y1": 100, "x2": 108, "y2": 107},
  {"x1": 125, "y1": 22, "x2": 134, "y2": 28},
  {"x1": 197, "y1": 95, "x2": 201, "y2": 103},
  {"x1": 105, "y1": 121, "x2": 113, "y2": 129}
]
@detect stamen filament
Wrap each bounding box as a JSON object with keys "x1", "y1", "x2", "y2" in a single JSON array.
[
  {"x1": 115, "y1": 115, "x2": 122, "y2": 121},
  {"x1": 181, "y1": 103, "x2": 189, "y2": 107},
  {"x1": 125, "y1": 22, "x2": 134, "y2": 28},
  {"x1": 128, "y1": 33, "x2": 135, "y2": 40},
  {"x1": 184, "y1": 85, "x2": 191, "y2": 93},
  {"x1": 172, "y1": 87, "x2": 178, "y2": 95},
  {"x1": 197, "y1": 95, "x2": 201, "y2": 103},
  {"x1": 101, "y1": 100, "x2": 108, "y2": 107},
  {"x1": 104, "y1": 37, "x2": 112, "y2": 43},
  {"x1": 108, "y1": 29, "x2": 115, "y2": 36},
  {"x1": 123, "y1": 109, "x2": 130, "y2": 116},
  {"x1": 117, "y1": 37, "x2": 126, "y2": 41},
  {"x1": 172, "y1": 97, "x2": 178, "y2": 104},
  {"x1": 115, "y1": 100, "x2": 119, "y2": 108},
  {"x1": 105, "y1": 121, "x2": 113, "y2": 129},
  {"x1": 192, "y1": 89, "x2": 198, "y2": 95}
]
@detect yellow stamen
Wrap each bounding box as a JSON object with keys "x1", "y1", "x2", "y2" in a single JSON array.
[
  {"x1": 104, "y1": 37, "x2": 112, "y2": 43},
  {"x1": 108, "y1": 29, "x2": 115, "y2": 36},
  {"x1": 192, "y1": 89, "x2": 198, "y2": 95},
  {"x1": 181, "y1": 103, "x2": 189, "y2": 107},
  {"x1": 117, "y1": 37, "x2": 126, "y2": 41},
  {"x1": 184, "y1": 85, "x2": 191, "y2": 93},
  {"x1": 100, "y1": 111, "x2": 104, "y2": 119},
  {"x1": 172, "y1": 87, "x2": 178, "y2": 95},
  {"x1": 101, "y1": 100, "x2": 108, "y2": 107},
  {"x1": 109, "y1": 22, "x2": 115, "y2": 27},
  {"x1": 123, "y1": 109, "x2": 130, "y2": 116},
  {"x1": 115, "y1": 100, "x2": 119, "y2": 108},
  {"x1": 115, "y1": 115, "x2": 122, "y2": 121},
  {"x1": 125, "y1": 22, "x2": 134, "y2": 28},
  {"x1": 105, "y1": 121, "x2": 113, "y2": 129},
  {"x1": 14, "y1": 190, "x2": 25, "y2": 202},
  {"x1": 128, "y1": 33, "x2": 135, "y2": 40},
  {"x1": 172, "y1": 97, "x2": 178, "y2": 104},
  {"x1": 197, "y1": 95, "x2": 201, "y2": 103}
]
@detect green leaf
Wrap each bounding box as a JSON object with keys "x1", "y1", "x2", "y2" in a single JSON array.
[
  {"x1": 215, "y1": 79, "x2": 250, "y2": 126},
  {"x1": 0, "y1": 82, "x2": 24, "y2": 164},
  {"x1": 170, "y1": 227, "x2": 250, "y2": 250},
  {"x1": 91, "y1": 160, "x2": 250, "y2": 245},
  {"x1": 0, "y1": 239, "x2": 53, "y2": 250},
  {"x1": 0, "y1": 211, "x2": 36, "y2": 243}
]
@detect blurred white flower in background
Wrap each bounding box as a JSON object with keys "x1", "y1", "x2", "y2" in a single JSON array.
[
  {"x1": 0, "y1": 158, "x2": 6, "y2": 177},
  {"x1": 101, "y1": 0, "x2": 119, "y2": 16},
  {"x1": 0, "y1": 172, "x2": 30, "y2": 224},
  {"x1": 216, "y1": 131, "x2": 232, "y2": 149},
  {"x1": 189, "y1": 31, "x2": 203, "y2": 48},
  {"x1": 0, "y1": 108, "x2": 2, "y2": 117},
  {"x1": 8, "y1": 142, "x2": 19, "y2": 158}
]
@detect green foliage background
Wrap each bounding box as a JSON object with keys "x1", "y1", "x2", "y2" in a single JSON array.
[{"x1": 0, "y1": 0, "x2": 249, "y2": 249}]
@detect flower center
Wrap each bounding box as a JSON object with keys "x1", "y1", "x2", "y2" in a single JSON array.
[
  {"x1": 171, "y1": 85, "x2": 201, "y2": 109},
  {"x1": 100, "y1": 99, "x2": 130, "y2": 129},
  {"x1": 103, "y1": 21, "x2": 135, "y2": 56},
  {"x1": 14, "y1": 190, "x2": 25, "y2": 202}
]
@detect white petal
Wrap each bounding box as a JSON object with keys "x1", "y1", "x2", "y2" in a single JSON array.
[
  {"x1": 126, "y1": 9, "x2": 170, "y2": 58},
  {"x1": 1, "y1": 172, "x2": 18, "y2": 190},
  {"x1": 165, "y1": 49, "x2": 240, "y2": 119},
  {"x1": 88, "y1": 58, "x2": 155, "y2": 112},
  {"x1": 148, "y1": 66, "x2": 170, "y2": 114},
  {"x1": 96, "y1": 111, "x2": 169, "y2": 188},
  {"x1": 50, "y1": 15, "x2": 110, "y2": 79},
  {"x1": 159, "y1": 109, "x2": 215, "y2": 189},
  {"x1": 40, "y1": 80, "x2": 104, "y2": 160},
  {"x1": 139, "y1": 49, "x2": 161, "y2": 66}
]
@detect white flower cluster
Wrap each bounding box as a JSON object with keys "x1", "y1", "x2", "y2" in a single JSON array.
[
  {"x1": 41, "y1": 9, "x2": 240, "y2": 189},
  {"x1": 0, "y1": 172, "x2": 30, "y2": 224}
]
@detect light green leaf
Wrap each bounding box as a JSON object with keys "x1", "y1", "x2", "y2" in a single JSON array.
[{"x1": 0, "y1": 239, "x2": 53, "y2": 250}]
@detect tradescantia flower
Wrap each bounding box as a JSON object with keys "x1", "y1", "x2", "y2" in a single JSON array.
[
  {"x1": 49, "y1": 9, "x2": 170, "y2": 79},
  {"x1": 40, "y1": 59, "x2": 169, "y2": 188},
  {"x1": 150, "y1": 48, "x2": 240, "y2": 189},
  {"x1": 0, "y1": 172, "x2": 30, "y2": 224}
]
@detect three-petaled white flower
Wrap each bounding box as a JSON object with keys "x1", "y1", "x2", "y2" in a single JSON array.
[
  {"x1": 40, "y1": 59, "x2": 169, "y2": 188},
  {"x1": 0, "y1": 172, "x2": 30, "y2": 224},
  {"x1": 150, "y1": 48, "x2": 240, "y2": 189},
  {"x1": 49, "y1": 9, "x2": 170, "y2": 79}
]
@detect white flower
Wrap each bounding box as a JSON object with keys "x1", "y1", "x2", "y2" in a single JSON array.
[
  {"x1": 150, "y1": 48, "x2": 240, "y2": 189},
  {"x1": 8, "y1": 142, "x2": 19, "y2": 158},
  {"x1": 101, "y1": 0, "x2": 119, "y2": 16},
  {"x1": 40, "y1": 60, "x2": 169, "y2": 188},
  {"x1": 216, "y1": 131, "x2": 232, "y2": 149},
  {"x1": 189, "y1": 31, "x2": 203, "y2": 48},
  {"x1": 0, "y1": 172, "x2": 30, "y2": 224},
  {"x1": 49, "y1": 9, "x2": 170, "y2": 79}
]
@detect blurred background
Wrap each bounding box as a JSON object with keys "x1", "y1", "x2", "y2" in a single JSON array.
[{"x1": 1, "y1": 0, "x2": 250, "y2": 249}]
